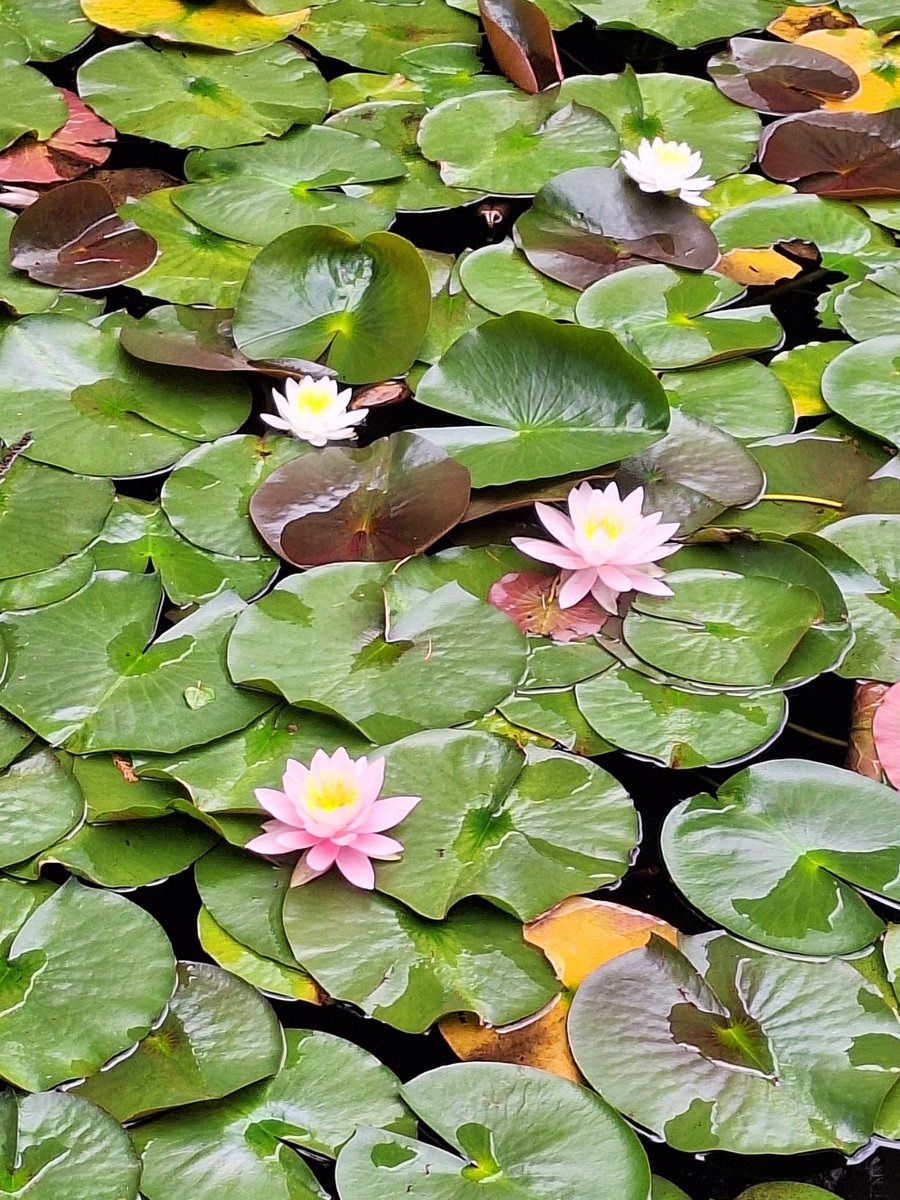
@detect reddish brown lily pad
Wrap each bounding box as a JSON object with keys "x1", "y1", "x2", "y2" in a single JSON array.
[
  {"x1": 249, "y1": 431, "x2": 471, "y2": 567},
  {"x1": 478, "y1": 0, "x2": 563, "y2": 94},
  {"x1": 708, "y1": 37, "x2": 859, "y2": 115},
  {"x1": 759, "y1": 110, "x2": 900, "y2": 198},
  {"x1": 488, "y1": 570, "x2": 608, "y2": 642},
  {"x1": 9, "y1": 179, "x2": 158, "y2": 289},
  {"x1": 0, "y1": 90, "x2": 115, "y2": 185}
]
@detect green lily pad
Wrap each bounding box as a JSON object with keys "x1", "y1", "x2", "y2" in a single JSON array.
[
  {"x1": 576, "y1": 668, "x2": 787, "y2": 768},
  {"x1": 417, "y1": 250, "x2": 492, "y2": 362},
  {"x1": 283, "y1": 875, "x2": 557, "y2": 1031},
  {"x1": 821, "y1": 336, "x2": 900, "y2": 449},
  {"x1": 0, "y1": 747, "x2": 83, "y2": 869},
  {"x1": 833, "y1": 262, "x2": 900, "y2": 342},
  {"x1": 0, "y1": 877, "x2": 175, "y2": 1091},
  {"x1": 73, "y1": 961, "x2": 284, "y2": 1121},
  {"x1": 0, "y1": 554, "x2": 94, "y2": 613},
  {"x1": 78, "y1": 41, "x2": 327, "y2": 150},
  {"x1": 0, "y1": 573, "x2": 273, "y2": 752},
  {"x1": 0, "y1": 209, "x2": 62, "y2": 316},
  {"x1": 661, "y1": 360, "x2": 794, "y2": 441},
  {"x1": 0, "y1": 713, "x2": 34, "y2": 770},
  {"x1": 298, "y1": 0, "x2": 480, "y2": 72},
  {"x1": 176, "y1": 124, "x2": 403, "y2": 245},
  {"x1": 133, "y1": 1028, "x2": 414, "y2": 1200},
  {"x1": 195, "y1": 845, "x2": 301, "y2": 967},
  {"x1": 0, "y1": 1089, "x2": 141, "y2": 1200},
  {"x1": 227, "y1": 560, "x2": 527, "y2": 743},
  {"x1": 0, "y1": 314, "x2": 251, "y2": 477},
  {"x1": 414, "y1": 311, "x2": 669, "y2": 488},
  {"x1": 821, "y1": 514, "x2": 900, "y2": 682},
  {"x1": 366, "y1": 729, "x2": 637, "y2": 920},
  {"x1": 119, "y1": 189, "x2": 259, "y2": 308},
  {"x1": 233, "y1": 225, "x2": 431, "y2": 383},
  {"x1": 71, "y1": 751, "x2": 183, "y2": 822},
  {"x1": 458, "y1": 240, "x2": 579, "y2": 320},
  {"x1": 335, "y1": 1062, "x2": 652, "y2": 1200},
  {"x1": 161, "y1": 435, "x2": 311, "y2": 559},
  {"x1": 447, "y1": 0, "x2": 580, "y2": 29},
  {"x1": 329, "y1": 43, "x2": 514, "y2": 111},
  {"x1": 736, "y1": 1188, "x2": 837, "y2": 1200},
  {"x1": 662, "y1": 759, "x2": 900, "y2": 954},
  {"x1": 570, "y1": 0, "x2": 784, "y2": 49},
  {"x1": 576, "y1": 265, "x2": 784, "y2": 370},
  {"x1": 197, "y1": 904, "x2": 320, "y2": 1002},
  {"x1": 0, "y1": 456, "x2": 112, "y2": 580},
  {"x1": 568, "y1": 929, "x2": 900, "y2": 1154},
  {"x1": 80, "y1": 0, "x2": 307, "y2": 51},
  {"x1": 498, "y1": 688, "x2": 612, "y2": 756},
  {"x1": 0, "y1": 65, "x2": 66, "y2": 151},
  {"x1": 0, "y1": 0, "x2": 92, "y2": 62},
  {"x1": 418, "y1": 88, "x2": 619, "y2": 195},
  {"x1": 652, "y1": 1180, "x2": 691, "y2": 1200},
  {"x1": 90, "y1": 497, "x2": 278, "y2": 605},
  {"x1": 329, "y1": 100, "x2": 485, "y2": 211}
]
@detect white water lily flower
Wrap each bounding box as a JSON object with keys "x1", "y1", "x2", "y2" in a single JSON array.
[
  {"x1": 619, "y1": 137, "x2": 715, "y2": 206},
  {"x1": 0, "y1": 186, "x2": 39, "y2": 209},
  {"x1": 262, "y1": 375, "x2": 366, "y2": 447}
]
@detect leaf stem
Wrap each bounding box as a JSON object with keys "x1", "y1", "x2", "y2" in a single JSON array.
[{"x1": 787, "y1": 722, "x2": 848, "y2": 748}]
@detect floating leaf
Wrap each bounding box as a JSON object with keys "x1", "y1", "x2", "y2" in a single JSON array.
[
  {"x1": 661, "y1": 360, "x2": 794, "y2": 440},
  {"x1": 498, "y1": 688, "x2": 611, "y2": 755},
  {"x1": 418, "y1": 88, "x2": 619, "y2": 195},
  {"x1": 569, "y1": 0, "x2": 785, "y2": 49},
  {"x1": 9, "y1": 179, "x2": 157, "y2": 290},
  {"x1": 297, "y1": 0, "x2": 480, "y2": 72},
  {"x1": 488, "y1": 570, "x2": 608, "y2": 641},
  {"x1": 283, "y1": 875, "x2": 557, "y2": 1031},
  {"x1": 708, "y1": 36, "x2": 859, "y2": 114},
  {"x1": 0, "y1": 208, "x2": 61, "y2": 315},
  {"x1": 1, "y1": 0, "x2": 93, "y2": 62},
  {"x1": 0, "y1": 314, "x2": 251, "y2": 476},
  {"x1": 576, "y1": 265, "x2": 784, "y2": 370},
  {"x1": 80, "y1": 0, "x2": 309, "y2": 51},
  {"x1": 335, "y1": 1063, "x2": 652, "y2": 1200},
  {"x1": 249, "y1": 432, "x2": 471, "y2": 567},
  {"x1": 478, "y1": 0, "x2": 563, "y2": 94},
  {"x1": 233, "y1": 225, "x2": 431, "y2": 383},
  {"x1": 414, "y1": 311, "x2": 669, "y2": 487},
  {"x1": 821, "y1": 335, "x2": 900, "y2": 447},
  {"x1": 568, "y1": 929, "x2": 900, "y2": 1153},
  {"x1": 833, "y1": 260, "x2": 900, "y2": 340},
  {"x1": 0, "y1": 878, "x2": 174, "y2": 1091},
  {"x1": 227, "y1": 560, "x2": 527, "y2": 743},
  {"x1": 769, "y1": 339, "x2": 849, "y2": 418},
  {"x1": 0, "y1": 747, "x2": 83, "y2": 868},
  {"x1": 0, "y1": 89, "x2": 114, "y2": 185},
  {"x1": 0, "y1": 713, "x2": 34, "y2": 770},
  {"x1": 458, "y1": 239, "x2": 579, "y2": 319},
  {"x1": 0, "y1": 65, "x2": 66, "y2": 152},
  {"x1": 793, "y1": 27, "x2": 900, "y2": 113},
  {"x1": 197, "y1": 904, "x2": 321, "y2": 1001},
  {"x1": 72, "y1": 751, "x2": 183, "y2": 822},
  {"x1": 74, "y1": 962, "x2": 284, "y2": 1120},
  {"x1": 759, "y1": 110, "x2": 900, "y2": 197},
  {"x1": 78, "y1": 41, "x2": 327, "y2": 150}
]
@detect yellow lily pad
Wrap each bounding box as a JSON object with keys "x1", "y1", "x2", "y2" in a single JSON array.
[
  {"x1": 80, "y1": 0, "x2": 310, "y2": 52},
  {"x1": 796, "y1": 27, "x2": 900, "y2": 111}
]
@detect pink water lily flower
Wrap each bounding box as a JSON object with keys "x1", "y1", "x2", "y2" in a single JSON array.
[
  {"x1": 246, "y1": 748, "x2": 420, "y2": 890},
  {"x1": 512, "y1": 481, "x2": 680, "y2": 613}
]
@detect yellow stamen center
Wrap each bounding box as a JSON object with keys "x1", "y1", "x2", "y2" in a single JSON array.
[
  {"x1": 296, "y1": 383, "x2": 336, "y2": 415},
  {"x1": 306, "y1": 773, "x2": 358, "y2": 811},
  {"x1": 583, "y1": 512, "x2": 625, "y2": 540},
  {"x1": 655, "y1": 143, "x2": 690, "y2": 167}
]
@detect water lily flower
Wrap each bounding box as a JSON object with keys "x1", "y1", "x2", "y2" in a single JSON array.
[
  {"x1": 0, "y1": 186, "x2": 39, "y2": 209},
  {"x1": 246, "y1": 747, "x2": 420, "y2": 890},
  {"x1": 262, "y1": 375, "x2": 366, "y2": 447},
  {"x1": 619, "y1": 137, "x2": 715, "y2": 206},
  {"x1": 512, "y1": 482, "x2": 680, "y2": 613}
]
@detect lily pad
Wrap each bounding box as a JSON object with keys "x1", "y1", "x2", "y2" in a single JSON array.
[
  {"x1": 0, "y1": 208, "x2": 62, "y2": 315},
  {"x1": 197, "y1": 904, "x2": 320, "y2": 1001},
  {"x1": 0, "y1": 88, "x2": 115, "y2": 186},
  {"x1": 0, "y1": 573, "x2": 273, "y2": 752},
  {"x1": 71, "y1": 751, "x2": 183, "y2": 822},
  {"x1": 661, "y1": 360, "x2": 794, "y2": 440},
  {"x1": 498, "y1": 689, "x2": 612, "y2": 756},
  {"x1": 233, "y1": 225, "x2": 431, "y2": 383},
  {"x1": 283, "y1": 875, "x2": 557, "y2": 1031},
  {"x1": 119, "y1": 188, "x2": 259, "y2": 308},
  {"x1": 576, "y1": 265, "x2": 784, "y2": 370},
  {"x1": 458, "y1": 239, "x2": 579, "y2": 319},
  {"x1": 576, "y1": 668, "x2": 786, "y2": 768},
  {"x1": 0, "y1": 65, "x2": 66, "y2": 152},
  {"x1": 80, "y1": 0, "x2": 308, "y2": 51},
  {"x1": 708, "y1": 36, "x2": 860, "y2": 115},
  {"x1": 0, "y1": 314, "x2": 251, "y2": 476},
  {"x1": 662, "y1": 759, "x2": 900, "y2": 954},
  {"x1": 414, "y1": 311, "x2": 669, "y2": 488},
  {"x1": 0, "y1": 713, "x2": 34, "y2": 770},
  {"x1": 0, "y1": 747, "x2": 83, "y2": 868},
  {"x1": 0, "y1": 0, "x2": 93, "y2": 62},
  {"x1": 0, "y1": 455, "x2": 112, "y2": 579},
  {"x1": 570, "y1": 0, "x2": 784, "y2": 49},
  {"x1": 176, "y1": 124, "x2": 403, "y2": 245},
  {"x1": 336, "y1": 1062, "x2": 651, "y2": 1200},
  {"x1": 0, "y1": 877, "x2": 175, "y2": 1091},
  {"x1": 0, "y1": 1089, "x2": 141, "y2": 1200},
  {"x1": 134, "y1": 1028, "x2": 413, "y2": 1200},
  {"x1": 249, "y1": 432, "x2": 471, "y2": 567},
  {"x1": 78, "y1": 41, "x2": 327, "y2": 150},
  {"x1": 759, "y1": 110, "x2": 900, "y2": 199},
  {"x1": 297, "y1": 0, "x2": 480, "y2": 72},
  {"x1": 568, "y1": 929, "x2": 900, "y2": 1154},
  {"x1": 821, "y1": 336, "x2": 900, "y2": 449},
  {"x1": 227, "y1": 560, "x2": 527, "y2": 743},
  {"x1": 73, "y1": 961, "x2": 284, "y2": 1120},
  {"x1": 418, "y1": 88, "x2": 619, "y2": 196}
]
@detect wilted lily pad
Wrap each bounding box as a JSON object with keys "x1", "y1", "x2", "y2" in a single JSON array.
[
  {"x1": 0, "y1": 89, "x2": 114, "y2": 185},
  {"x1": 759, "y1": 110, "x2": 900, "y2": 198},
  {"x1": 80, "y1": 0, "x2": 309, "y2": 51},
  {"x1": 708, "y1": 36, "x2": 860, "y2": 114}
]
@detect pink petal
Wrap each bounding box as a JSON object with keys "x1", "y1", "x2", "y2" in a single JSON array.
[
  {"x1": 349, "y1": 833, "x2": 403, "y2": 858},
  {"x1": 596, "y1": 564, "x2": 633, "y2": 592},
  {"x1": 283, "y1": 758, "x2": 310, "y2": 794},
  {"x1": 305, "y1": 840, "x2": 339, "y2": 873},
  {"x1": 590, "y1": 579, "x2": 622, "y2": 613},
  {"x1": 254, "y1": 788, "x2": 300, "y2": 825},
  {"x1": 534, "y1": 503, "x2": 579, "y2": 550},
  {"x1": 245, "y1": 830, "x2": 292, "y2": 855},
  {"x1": 347, "y1": 795, "x2": 421, "y2": 833},
  {"x1": 356, "y1": 755, "x2": 385, "y2": 804},
  {"x1": 629, "y1": 574, "x2": 674, "y2": 597},
  {"x1": 272, "y1": 830, "x2": 319, "y2": 851},
  {"x1": 873, "y1": 684, "x2": 900, "y2": 789},
  {"x1": 558, "y1": 568, "x2": 597, "y2": 608},
  {"x1": 335, "y1": 846, "x2": 376, "y2": 889},
  {"x1": 511, "y1": 537, "x2": 586, "y2": 571},
  {"x1": 622, "y1": 487, "x2": 645, "y2": 517}
]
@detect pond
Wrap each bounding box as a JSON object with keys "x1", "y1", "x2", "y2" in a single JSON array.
[{"x1": 2, "y1": 2, "x2": 900, "y2": 1199}]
